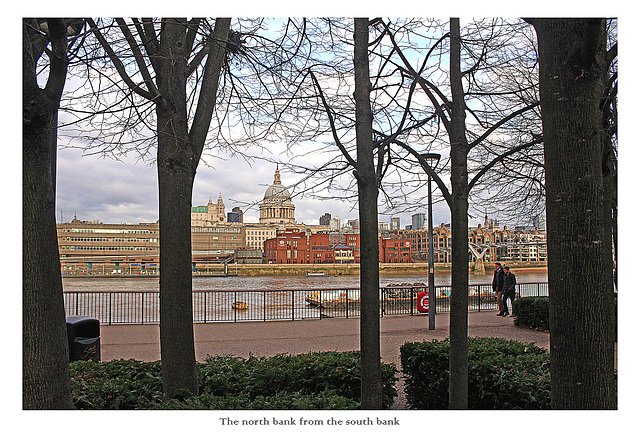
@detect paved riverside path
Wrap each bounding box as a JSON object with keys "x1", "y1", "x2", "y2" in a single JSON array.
[
  {"x1": 99, "y1": 311, "x2": 550, "y2": 365},
  {"x1": 99, "y1": 311, "x2": 549, "y2": 409}
]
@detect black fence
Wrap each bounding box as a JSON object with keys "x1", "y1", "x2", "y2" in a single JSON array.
[{"x1": 63, "y1": 283, "x2": 548, "y2": 325}]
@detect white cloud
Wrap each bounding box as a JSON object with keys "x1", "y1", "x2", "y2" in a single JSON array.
[
  {"x1": 57, "y1": 142, "x2": 453, "y2": 229},
  {"x1": 56, "y1": 148, "x2": 158, "y2": 223}
]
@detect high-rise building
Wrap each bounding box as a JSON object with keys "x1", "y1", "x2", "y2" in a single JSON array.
[
  {"x1": 378, "y1": 221, "x2": 390, "y2": 231},
  {"x1": 346, "y1": 219, "x2": 360, "y2": 231},
  {"x1": 532, "y1": 213, "x2": 545, "y2": 230},
  {"x1": 319, "y1": 212, "x2": 331, "y2": 226},
  {"x1": 390, "y1": 217, "x2": 400, "y2": 231},
  {"x1": 232, "y1": 207, "x2": 244, "y2": 223},
  {"x1": 412, "y1": 213, "x2": 426, "y2": 231},
  {"x1": 329, "y1": 216, "x2": 341, "y2": 231}
]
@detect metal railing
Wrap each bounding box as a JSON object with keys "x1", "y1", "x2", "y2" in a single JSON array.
[{"x1": 63, "y1": 282, "x2": 548, "y2": 325}]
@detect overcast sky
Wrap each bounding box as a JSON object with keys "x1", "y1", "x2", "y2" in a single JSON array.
[
  {"x1": 29, "y1": 8, "x2": 631, "y2": 234},
  {"x1": 55, "y1": 146, "x2": 456, "y2": 229},
  {"x1": 49, "y1": 16, "x2": 456, "y2": 230}
]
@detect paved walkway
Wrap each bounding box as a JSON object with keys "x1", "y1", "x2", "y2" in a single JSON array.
[
  {"x1": 99, "y1": 311, "x2": 549, "y2": 366},
  {"x1": 98, "y1": 311, "x2": 549, "y2": 409}
]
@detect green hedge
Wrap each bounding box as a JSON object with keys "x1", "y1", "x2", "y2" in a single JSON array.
[
  {"x1": 71, "y1": 351, "x2": 398, "y2": 410},
  {"x1": 400, "y1": 337, "x2": 550, "y2": 409},
  {"x1": 513, "y1": 296, "x2": 549, "y2": 330},
  {"x1": 514, "y1": 294, "x2": 617, "y2": 340}
]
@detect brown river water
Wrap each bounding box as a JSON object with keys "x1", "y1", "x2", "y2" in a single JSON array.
[{"x1": 62, "y1": 268, "x2": 548, "y2": 292}]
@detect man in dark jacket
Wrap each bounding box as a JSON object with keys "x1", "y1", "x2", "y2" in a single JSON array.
[
  {"x1": 502, "y1": 266, "x2": 517, "y2": 317},
  {"x1": 492, "y1": 262, "x2": 505, "y2": 316}
]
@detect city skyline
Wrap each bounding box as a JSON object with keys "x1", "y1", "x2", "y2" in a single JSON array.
[{"x1": 55, "y1": 147, "x2": 457, "y2": 229}]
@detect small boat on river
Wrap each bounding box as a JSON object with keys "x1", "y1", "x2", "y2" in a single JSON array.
[
  {"x1": 232, "y1": 301, "x2": 248, "y2": 310},
  {"x1": 305, "y1": 290, "x2": 359, "y2": 309}
]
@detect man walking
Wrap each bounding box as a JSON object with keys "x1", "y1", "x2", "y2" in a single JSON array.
[
  {"x1": 502, "y1": 266, "x2": 517, "y2": 317},
  {"x1": 492, "y1": 262, "x2": 505, "y2": 316}
]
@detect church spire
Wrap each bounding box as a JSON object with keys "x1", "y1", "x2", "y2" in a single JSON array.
[{"x1": 274, "y1": 164, "x2": 281, "y2": 184}]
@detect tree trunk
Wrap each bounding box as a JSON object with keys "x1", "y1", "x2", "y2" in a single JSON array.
[
  {"x1": 531, "y1": 18, "x2": 616, "y2": 409},
  {"x1": 157, "y1": 149, "x2": 198, "y2": 397},
  {"x1": 75, "y1": 18, "x2": 230, "y2": 398},
  {"x1": 157, "y1": 19, "x2": 199, "y2": 397},
  {"x1": 447, "y1": 17, "x2": 470, "y2": 410},
  {"x1": 23, "y1": 18, "x2": 73, "y2": 409},
  {"x1": 23, "y1": 94, "x2": 73, "y2": 410},
  {"x1": 353, "y1": 17, "x2": 383, "y2": 409}
]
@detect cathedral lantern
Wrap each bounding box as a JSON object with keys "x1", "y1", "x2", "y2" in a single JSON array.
[{"x1": 259, "y1": 165, "x2": 295, "y2": 225}]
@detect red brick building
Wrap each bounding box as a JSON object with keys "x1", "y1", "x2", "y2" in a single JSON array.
[
  {"x1": 265, "y1": 231, "x2": 410, "y2": 264},
  {"x1": 308, "y1": 233, "x2": 361, "y2": 264},
  {"x1": 379, "y1": 237, "x2": 412, "y2": 263},
  {"x1": 308, "y1": 233, "x2": 334, "y2": 263},
  {"x1": 264, "y1": 229, "x2": 308, "y2": 264}
]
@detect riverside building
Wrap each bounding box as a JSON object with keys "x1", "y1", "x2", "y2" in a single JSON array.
[
  {"x1": 392, "y1": 214, "x2": 546, "y2": 265},
  {"x1": 57, "y1": 214, "x2": 159, "y2": 275},
  {"x1": 191, "y1": 194, "x2": 227, "y2": 225},
  {"x1": 56, "y1": 164, "x2": 546, "y2": 273}
]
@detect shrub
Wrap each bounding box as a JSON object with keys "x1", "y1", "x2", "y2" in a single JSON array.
[
  {"x1": 513, "y1": 296, "x2": 549, "y2": 330},
  {"x1": 151, "y1": 391, "x2": 360, "y2": 410},
  {"x1": 71, "y1": 351, "x2": 398, "y2": 410},
  {"x1": 198, "y1": 351, "x2": 398, "y2": 409},
  {"x1": 200, "y1": 351, "x2": 397, "y2": 407},
  {"x1": 71, "y1": 359, "x2": 165, "y2": 409},
  {"x1": 400, "y1": 337, "x2": 550, "y2": 409}
]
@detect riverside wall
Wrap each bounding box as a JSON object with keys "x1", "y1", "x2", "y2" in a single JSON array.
[
  {"x1": 223, "y1": 262, "x2": 546, "y2": 277},
  {"x1": 62, "y1": 261, "x2": 547, "y2": 278}
]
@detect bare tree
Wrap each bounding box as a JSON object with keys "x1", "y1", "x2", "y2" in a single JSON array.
[
  {"x1": 353, "y1": 17, "x2": 384, "y2": 409},
  {"x1": 64, "y1": 18, "x2": 324, "y2": 398},
  {"x1": 371, "y1": 18, "x2": 541, "y2": 408},
  {"x1": 526, "y1": 17, "x2": 616, "y2": 410},
  {"x1": 23, "y1": 17, "x2": 85, "y2": 409},
  {"x1": 81, "y1": 17, "x2": 231, "y2": 397},
  {"x1": 244, "y1": 18, "x2": 430, "y2": 408},
  {"x1": 601, "y1": 20, "x2": 618, "y2": 292},
  {"x1": 275, "y1": 18, "x2": 543, "y2": 408},
  {"x1": 275, "y1": 17, "x2": 388, "y2": 409}
]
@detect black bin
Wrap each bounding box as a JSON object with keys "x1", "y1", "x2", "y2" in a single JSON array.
[{"x1": 66, "y1": 316, "x2": 100, "y2": 362}]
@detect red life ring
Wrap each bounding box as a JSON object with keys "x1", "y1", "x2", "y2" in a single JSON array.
[{"x1": 417, "y1": 291, "x2": 429, "y2": 313}]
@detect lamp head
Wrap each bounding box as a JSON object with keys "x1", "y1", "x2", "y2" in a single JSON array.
[{"x1": 421, "y1": 153, "x2": 441, "y2": 170}]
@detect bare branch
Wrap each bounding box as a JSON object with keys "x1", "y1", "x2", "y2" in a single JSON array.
[{"x1": 86, "y1": 18, "x2": 159, "y2": 102}]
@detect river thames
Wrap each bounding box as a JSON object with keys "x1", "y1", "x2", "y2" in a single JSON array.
[
  {"x1": 62, "y1": 268, "x2": 548, "y2": 292},
  {"x1": 61, "y1": 269, "x2": 548, "y2": 324}
]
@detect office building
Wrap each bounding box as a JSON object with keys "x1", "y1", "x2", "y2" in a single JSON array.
[
  {"x1": 319, "y1": 213, "x2": 331, "y2": 226},
  {"x1": 411, "y1": 213, "x2": 426, "y2": 231}
]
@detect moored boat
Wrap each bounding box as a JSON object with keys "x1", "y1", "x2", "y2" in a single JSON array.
[
  {"x1": 232, "y1": 301, "x2": 248, "y2": 310},
  {"x1": 305, "y1": 290, "x2": 359, "y2": 309}
]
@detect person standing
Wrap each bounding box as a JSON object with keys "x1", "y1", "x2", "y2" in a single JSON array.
[
  {"x1": 502, "y1": 266, "x2": 517, "y2": 317},
  {"x1": 492, "y1": 262, "x2": 505, "y2": 316}
]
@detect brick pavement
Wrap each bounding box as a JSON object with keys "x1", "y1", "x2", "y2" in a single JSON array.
[
  {"x1": 96, "y1": 311, "x2": 549, "y2": 409},
  {"x1": 98, "y1": 311, "x2": 550, "y2": 367}
]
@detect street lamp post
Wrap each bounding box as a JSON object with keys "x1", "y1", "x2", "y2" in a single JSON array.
[{"x1": 422, "y1": 153, "x2": 441, "y2": 330}]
